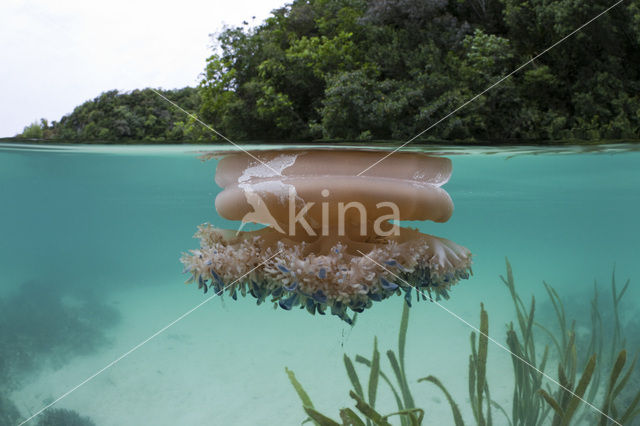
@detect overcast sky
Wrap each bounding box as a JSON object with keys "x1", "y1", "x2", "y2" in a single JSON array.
[{"x1": 0, "y1": 0, "x2": 288, "y2": 137}]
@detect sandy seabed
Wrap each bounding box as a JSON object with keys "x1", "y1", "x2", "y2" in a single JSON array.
[{"x1": 12, "y1": 275, "x2": 524, "y2": 426}]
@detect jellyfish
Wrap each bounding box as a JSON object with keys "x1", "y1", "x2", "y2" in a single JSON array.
[{"x1": 181, "y1": 149, "x2": 471, "y2": 323}]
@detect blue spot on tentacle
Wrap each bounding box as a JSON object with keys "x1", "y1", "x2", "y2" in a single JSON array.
[
  {"x1": 318, "y1": 268, "x2": 327, "y2": 279},
  {"x1": 211, "y1": 270, "x2": 224, "y2": 286},
  {"x1": 380, "y1": 278, "x2": 398, "y2": 291},
  {"x1": 212, "y1": 280, "x2": 224, "y2": 296},
  {"x1": 350, "y1": 300, "x2": 366, "y2": 313},
  {"x1": 279, "y1": 294, "x2": 299, "y2": 310},
  {"x1": 439, "y1": 289, "x2": 450, "y2": 300},
  {"x1": 330, "y1": 302, "x2": 351, "y2": 323},
  {"x1": 312, "y1": 290, "x2": 327, "y2": 304},
  {"x1": 306, "y1": 298, "x2": 316, "y2": 315},
  {"x1": 404, "y1": 288, "x2": 412, "y2": 307},
  {"x1": 284, "y1": 281, "x2": 298, "y2": 291},
  {"x1": 250, "y1": 280, "x2": 267, "y2": 304},
  {"x1": 198, "y1": 276, "x2": 209, "y2": 294},
  {"x1": 277, "y1": 264, "x2": 290, "y2": 274},
  {"x1": 369, "y1": 292, "x2": 382, "y2": 302}
]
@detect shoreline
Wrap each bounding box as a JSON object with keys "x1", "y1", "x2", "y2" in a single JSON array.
[{"x1": 2, "y1": 137, "x2": 640, "y2": 147}]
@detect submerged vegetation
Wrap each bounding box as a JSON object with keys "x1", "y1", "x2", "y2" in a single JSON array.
[
  {"x1": 0, "y1": 393, "x2": 21, "y2": 426},
  {"x1": 16, "y1": 0, "x2": 640, "y2": 143},
  {"x1": 33, "y1": 408, "x2": 96, "y2": 426},
  {"x1": 286, "y1": 260, "x2": 640, "y2": 425},
  {"x1": 0, "y1": 280, "x2": 119, "y2": 424},
  {"x1": 0, "y1": 280, "x2": 119, "y2": 389}
]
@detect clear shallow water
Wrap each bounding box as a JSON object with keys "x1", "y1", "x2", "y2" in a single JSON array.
[{"x1": 1, "y1": 143, "x2": 639, "y2": 425}]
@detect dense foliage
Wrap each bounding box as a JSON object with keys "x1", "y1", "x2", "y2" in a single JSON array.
[
  {"x1": 19, "y1": 0, "x2": 640, "y2": 142},
  {"x1": 19, "y1": 88, "x2": 212, "y2": 143},
  {"x1": 199, "y1": 0, "x2": 640, "y2": 141}
]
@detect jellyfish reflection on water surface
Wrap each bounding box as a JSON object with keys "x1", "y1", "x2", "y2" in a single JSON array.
[{"x1": 181, "y1": 150, "x2": 472, "y2": 323}]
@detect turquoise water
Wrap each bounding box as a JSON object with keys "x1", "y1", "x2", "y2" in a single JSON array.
[{"x1": 1, "y1": 143, "x2": 639, "y2": 425}]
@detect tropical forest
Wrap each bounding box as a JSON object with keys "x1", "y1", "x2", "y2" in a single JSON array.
[{"x1": 16, "y1": 0, "x2": 640, "y2": 143}]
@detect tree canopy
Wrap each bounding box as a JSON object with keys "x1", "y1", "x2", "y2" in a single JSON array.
[
  {"x1": 199, "y1": 0, "x2": 640, "y2": 142},
  {"x1": 18, "y1": 88, "x2": 212, "y2": 143},
  {"x1": 18, "y1": 0, "x2": 640, "y2": 143}
]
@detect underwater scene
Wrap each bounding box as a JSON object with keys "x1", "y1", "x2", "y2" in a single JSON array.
[{"x1": 1, "y1": 142, "x2": 639, "y2": 426}]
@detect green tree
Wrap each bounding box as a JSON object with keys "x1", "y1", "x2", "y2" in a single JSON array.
[
  {"x1": 31, "y1": 87, "x2": 211, "y2": 143},
  {"x1": 196, "y1": 0, "x2": 640, "y2": 142},
  {"x1": 20, "y1": 121, "x2": 44, "y2": 139},
  {"x1": 21, "y1": 0, "x2": 640, "y2": 143}
]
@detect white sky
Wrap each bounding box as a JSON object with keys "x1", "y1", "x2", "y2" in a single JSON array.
[{"x1": 0, "y1": 0, "x2": 288, "y2": 137}]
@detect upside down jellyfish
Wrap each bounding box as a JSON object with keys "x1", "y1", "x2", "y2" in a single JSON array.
[{"x1": 181, "y1": 149, "x2": 472, "y2": 323}]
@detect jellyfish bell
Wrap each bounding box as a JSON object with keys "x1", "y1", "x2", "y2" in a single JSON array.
[
  {"x1": 215, "y1": 150, "x2": 454, "y2": 237},
  {"x1": 181, "y1": 149, "x2": 472, "y2": 323}
]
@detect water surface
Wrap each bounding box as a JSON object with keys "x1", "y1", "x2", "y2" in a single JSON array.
[{"x1": 1, "y1": 142, "x2": 639, "y2": 425}]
